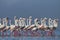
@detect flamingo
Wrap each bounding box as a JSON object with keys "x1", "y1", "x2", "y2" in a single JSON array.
[
  {"x1": 0, "y1": 18, "x2": 6, "y2": 31},
  {"x1": 23, "y1": 16, "x2": 32, "y2": 30},
  {"x1": 9, "y1": 16, "x2": 20, "y2": 36},
  {"x1": 48, "y1": 18, "x2": 54, "y2": 30},
  {"x1": 37, "y1": 17, "x2": 48, "y2": 30},
  {"x1": 10, "y1": 16, "x2": 19, "y2": 32},
  {"x1": 1, "y1": 17, "x2": 11, "y2": 37},
  {"x1": 0, "y1": 18, "x2": 5, "y2": 36},
  {"x1": 27, "y1": 18, "x2": 39, "y2": 31},
  {"x1": 14, "y1": 16, "x2": 19, "y2": 28},
  {"x1": 37, "y1": 18, "x2": 45, "y2": 30},
  {"x1": 9, "y1": 19, "x2": 15, "y2": 32},
  {"x1": 2, "y1": 17, "x2": 10, "y2": 32},
  {"x1": 23, "y1": 19, "x2": 29, "y2": 30},
  {"x1": 53, "y1": 19, "x2": 58, "y2": 29},
  {"x1": 31, "y1": 18, "x2": 40, "y2": 31},
  {"x1": 20, "y1": 18, "x2": 26, "y2": 29},
  {"x1": 19, "y1": 17, "x2": 22, "y2": 28},
  {"x1": 0, "y1": 17, "x2": 10, "y2": 36},
  {"x1": 27, "y1": 18, "x2": 41, "y2": 36}
]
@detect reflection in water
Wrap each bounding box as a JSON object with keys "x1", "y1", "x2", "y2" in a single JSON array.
[{"x1": 0, "y1": 37, "x2": 60, "y2": 40}]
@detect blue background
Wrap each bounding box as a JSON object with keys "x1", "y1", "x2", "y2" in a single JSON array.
[
  {"x1": 0, "y1": 0, "x2": 60, "y2": 40},
  {"x1": 0, "y1": 0, "x2": 60, "y2": 18}
]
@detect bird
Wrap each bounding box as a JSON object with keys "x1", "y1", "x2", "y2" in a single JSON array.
[{"x1": 0, "y1": 18, "x2": 6, "y2": 31}]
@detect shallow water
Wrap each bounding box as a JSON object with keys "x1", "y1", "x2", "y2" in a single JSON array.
[
  {"x1": 0, "y1": 28, "x2": 60, "y2": 40},
  {"x1": 0, "y1": 37, "x2": 60, "y2": 40}
]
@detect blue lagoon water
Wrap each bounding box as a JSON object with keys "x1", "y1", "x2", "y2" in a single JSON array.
[{"x1": 0, "y1": 37, "x2": 60, "y2": 40}]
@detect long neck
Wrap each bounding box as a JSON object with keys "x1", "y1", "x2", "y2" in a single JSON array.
[
  {"x1": 15, "y1": 19, "x2": 18, "y2": 26},
  {"x1": 53, "y1": 20, "x2": 58, "y2": 27},
  {"x1": 29, "y1": 18, "x2": 32, "y2": 26},
  {"x1": 5, "y1": 20, "x2": 8, "y2": 26},
  {"x1": 22, "y1": 19, "x2": 26, "y2": 26},
  {"x1": 0, "y1": 18, "x2": 1, "y2": 25},
  {"x1": 3, "y1": 20, "x2": 5, "y2": 26},
  {"x1": 48, "y1": 19, "x2": 53, "y2": 27},
  {"x1": 44, "y1": 20, "x2": 47, "y2": 26},
  {"x1": 27, "y1": 19, "x2": 29, "y2": 26},
  {"x1": 41, "y1": 18, "x2": 43, "y2": 25},
  {"x1": 19, "y1": 19, "x2": 21, "y2": 26},
  {"x1": 9, "y1": 20, "x2": 11, "y2": 26}
]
